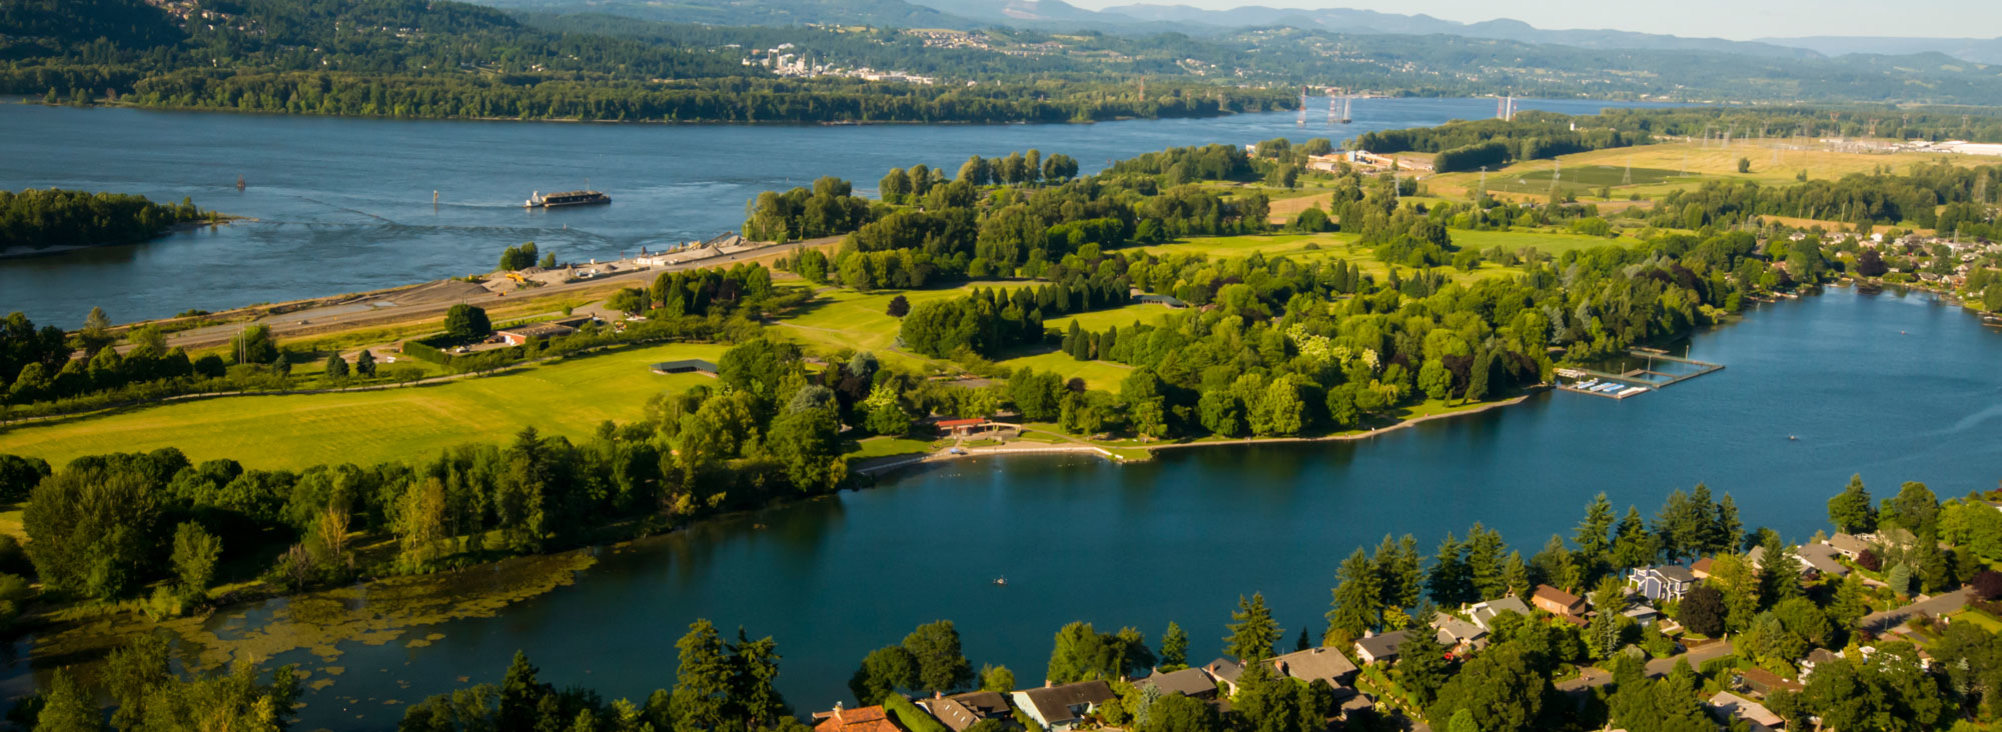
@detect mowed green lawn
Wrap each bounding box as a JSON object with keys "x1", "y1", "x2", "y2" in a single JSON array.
[
  {"x1": 994, "y1": 350, "x2": 1135, "y2": 393},
  {"x1": 1450, "y1": 229, "x2": 1634, "y2": 256},
  {"x1": 0, "y1": 343, "x2": 728, "y2": 470},
  {"x1": 772, "y1": 283, "x2": 1037, "y2": 371}
]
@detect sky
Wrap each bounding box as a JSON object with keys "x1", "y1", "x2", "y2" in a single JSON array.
[{"x1": 1059, "y1": 0, "x2": 2002, "y2": 40}]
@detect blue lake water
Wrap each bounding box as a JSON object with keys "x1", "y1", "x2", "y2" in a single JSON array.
[{"x1": 105, "y1": 286, "x2": 2000, "y2": 730}]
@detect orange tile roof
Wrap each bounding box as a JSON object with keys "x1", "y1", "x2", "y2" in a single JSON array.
[{"x1": 813, "y1": 705, "x2": 903, "y2": 732}]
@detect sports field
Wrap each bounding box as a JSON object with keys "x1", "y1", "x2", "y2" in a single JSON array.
[{"x1": 0, "y1": 343, "x2": 728, "y2": 470}]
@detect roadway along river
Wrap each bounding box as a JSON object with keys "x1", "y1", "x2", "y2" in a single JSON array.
[
  {"x1": 6, "y1": 286, "x2": 1988, "y2": 729},
  {"x1": 0, "y1": 97, "x2": 1658, "y2": 327}
]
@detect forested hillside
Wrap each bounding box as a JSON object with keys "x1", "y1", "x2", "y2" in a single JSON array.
[{"x1": 0, "y1": 0, "x2": 1289, "y2": 123}]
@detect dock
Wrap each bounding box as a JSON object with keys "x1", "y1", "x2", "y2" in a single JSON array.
[{"x1": 1555, "y1": 350, "x2": 1724, "y2": 400}]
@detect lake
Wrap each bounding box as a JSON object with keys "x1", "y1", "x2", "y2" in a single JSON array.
[
  {"x1": 0, "y1": 97, "x2": 1655, "y2": 327},
  {"x1": 7, "y1": 286, "x2": 1983, "y2": 730}
]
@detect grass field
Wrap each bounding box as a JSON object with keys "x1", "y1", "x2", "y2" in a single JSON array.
[
  {"x1": 1044, "y1": 302, "x2": 1181, "y2": 333},
  {"x1": 772, "y1": 283, "x2": 1036, "y2": 372},
  {"x1": 1425, "y1": 139, "x2": 1999, "y2": 204},
  {"x1": 994, "y1": 349, "x2": 1135, "y2": 392},
  {"x1": 1450, "y1": 229, "x2": 1632, "y2": 256},
  {"x1": 0, "y1": 342, "x2": 729, "y2": 470}
]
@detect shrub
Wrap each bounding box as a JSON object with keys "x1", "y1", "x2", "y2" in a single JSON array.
[{"x1": 1973, "y1": 570, "x2": 2002, "y2": 601}]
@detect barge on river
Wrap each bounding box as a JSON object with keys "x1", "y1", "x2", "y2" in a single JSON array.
[{"x1": 524, "y1": 190, "x2": 611, "y2": 208}]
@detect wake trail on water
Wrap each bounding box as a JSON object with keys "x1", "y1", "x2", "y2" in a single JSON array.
[{"x1": 292, "y1": 194, "x2": 397, "y2": 224}]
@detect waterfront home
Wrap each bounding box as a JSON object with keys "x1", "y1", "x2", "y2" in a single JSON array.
[
  {"x1": 1532, "y1": 585, "x2": 1588, "y2": 617},
  {"x1": 1012, "y1": 680, "x2": 1116, "y2": 731},
  {"x1": 811, "y1": 703, "x2": 904, "y2": 732},
  {"x1": 1707, "y1": 691, "x2": 1785, "y2": 731},
  {"x1": 1796, "y1": 543, "x2": 1850, "y2": 577},
  {"x1": 1628, "y1": 565, "x2": 1699, "y2": 602},
  {"x1": 1465, "y1": 596, "x2": 1532, "y2": 631},
  {"x1": 919, "y1": 691, "x2": 1012, "y2": 732},
  {"x1": 1202, "y1": 658, "x2": 1245, "y2": 696},
  {"x1": 1827, "y1": 533, "x2": 1870, "y2": 559},
  {"x1": 1268, "y1": 646, "x2": 1361, "y2": 689},
  {"x1": 1354, "y1": 630, "x2": 1415, "y2": 665},
  {"x1": 1746, "y1": 545, "x2": 1768, "y2": 569},
  {"x1": 1430, "y1": 613, "x2": 1489, "y2": 653},
  {"x1": 1136, "y1": 667, "x2": 1218, "y2": 700},
  {"x1": 1690, "y1": 557, "x2": 1715, "y2": 579}
]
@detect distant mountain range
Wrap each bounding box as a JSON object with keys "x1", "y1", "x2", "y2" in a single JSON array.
[{"x1": 470, "y1": 0, "x2": 2002, "y2": 66}]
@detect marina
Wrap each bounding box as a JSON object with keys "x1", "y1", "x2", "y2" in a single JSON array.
[{"x1": 1555, "y1": 349, "x2": 1725, "y2": 399}]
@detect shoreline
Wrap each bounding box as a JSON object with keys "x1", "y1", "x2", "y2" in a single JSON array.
[
  {"x1": 860, "y1": 391, "x2": 1540, "y2": 476},
  {"x1": 0, "y1": 216, "x2": 246, "y2": 259}
]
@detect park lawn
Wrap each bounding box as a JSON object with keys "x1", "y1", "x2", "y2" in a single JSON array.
[
  {"x1": 1136, "y1": 232, "x2": 1361, "y2": 259},
  {"x1": 1044, "y1": 302, "x2": 1181, "y2": 332},
  {"x1": 0, "y1": 342, "x2": 729, "y2": 471},
  {"x1": 994, "y1": 350, "x2": 1134, "y2": 393},
  {"x1": 846, "y1": 436, "x2": 937, "y2": 459},
  {"x1": 1452, "y1": 228, "x2": 1634, "y2": 256},
  {"x1": 1427, "y1": 138, "x2": 1997, "y2": 201},
  {"x1": 772, "y1": 283, "x2": 1036, "y2": 371}
]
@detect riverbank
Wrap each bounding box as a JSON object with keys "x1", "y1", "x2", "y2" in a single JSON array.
[{"x1": 856, "y1": 392, "x2": 1540, "y2": 476}]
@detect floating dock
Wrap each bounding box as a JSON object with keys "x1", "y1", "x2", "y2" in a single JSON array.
[{"x1": 1555, "y1": 350, "x2": 1724, "y2": 400}]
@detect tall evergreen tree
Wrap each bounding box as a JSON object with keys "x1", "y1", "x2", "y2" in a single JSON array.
[
  {"x1": 1327, "y1": 548, "x2": 1382, "y2": 643},
  {"x1": 1225, "y1": 593, "x2": 1282, "y2": 662},
  {"x1": 1827, "y1": 474, "x2": 1877, "y2": 534}
]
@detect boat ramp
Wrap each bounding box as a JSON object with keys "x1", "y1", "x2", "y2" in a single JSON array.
[{"x1": 1555, "y1": 349, "x2": 1724, "y2": 400}]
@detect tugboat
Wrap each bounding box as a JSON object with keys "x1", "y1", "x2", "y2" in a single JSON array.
[{"x1": 524, "y1": 190, "x2": 611, "y2": 208}]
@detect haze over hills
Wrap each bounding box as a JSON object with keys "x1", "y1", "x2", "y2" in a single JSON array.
[
  {"x1": 1757, "y1": 35, "x2": 2002, "y2": 65},
  {"x1": 473, "y1": 0, "x2": 1999, "y2": 67}
]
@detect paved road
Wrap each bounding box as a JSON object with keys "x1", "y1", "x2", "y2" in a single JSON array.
[
  {"x1": 1861, "y1": 587, "x2": 1971, "y2": 633},
  {"x1": 1555, "y1": 638, "x2": 1734, "y2": 692},
  {"x1": 156, "y1": 236, "x2": 840, "y2": 352}
]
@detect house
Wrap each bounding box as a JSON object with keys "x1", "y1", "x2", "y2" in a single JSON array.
[
  {"x1": 1796, "y1": 543, "x2": 1850, "y2": 577},
  {"x1": 1268, "y1": 646, "x2": 1360, "y2": 689},
  {"x1": 1466, "y1": 596, "x2": 1532, "y2": 631},
  {"x1": 1136, "y1": 668, "x2": 1218, "y2": 700},
  {"x1": 1735, "y1": 667, "x2": 1804, "y2": 696},
  {"x1": 1353, "y1": 630, "x2": 1414, "y2": 665},
  {"x1": 495, "y1": 322, "x2": 577, "y2": 346},
  {"x1": 1690, "y1": 557, "x2": 1716, "y2": 579},
  {"x1": 919, "y1": 691, "x2": 1012, "y2": 732},
  {"x1": 1799, "y1": 648, "x2": 1841, "y2": 679},
  {"x1": 936, "y1": 418, "x2": 989, "y2": 437},
  {"x1": 1623, "y1": 605, "x2": 1662, "y2": 627},
  {"x1": 1628, "y1": 565, "x2": 1699, "y2": 602},
  {"x1": 1430, "y1": 613, "x2": 1489, "y2": 653},
  {"x1": 1012, "y1": 681, "x2": 1116, "y2": 731},
  {"x1": 1708, "y1": 691, "x2": 1785, "y2": 731},
  {"x1": 811, "y1": 703, "x2": 904, "y2": 732},
  {"x1": 1746, "y1": 545, "x2": 1767, "y2": 568},
  {"x1": 1532, "y1": 585, "x2": 1588, "y2": 617},
  {"x1": 1202, "y1": 658, "x2": 1245, "y2": 696}
]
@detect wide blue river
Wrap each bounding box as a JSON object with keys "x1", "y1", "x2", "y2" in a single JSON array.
[
  {"x1": 4, "y1": 101, "x2": 1996, "y2": 730},
  {"x1": 21, "y1": 286, "x2": 1991, "y2": 730},
  {"x1": 0, "y1": 97, "x2": 1648, "y2": 326}
]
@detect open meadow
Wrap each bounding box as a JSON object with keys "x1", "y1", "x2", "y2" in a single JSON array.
[{"x1": 0, "y1": 343, "x2": 728, "y2": 470}]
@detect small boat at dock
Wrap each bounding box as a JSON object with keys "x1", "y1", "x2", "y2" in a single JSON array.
[{"x1": 524, "y1": 190, "x2": 611, "y2": 208}]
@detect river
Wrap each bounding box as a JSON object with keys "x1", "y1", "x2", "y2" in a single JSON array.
[
  {"x1": 5, "y1": 286, "x2": 1987, "y2": 729},
  {"x1": 0, "y1": 97, "x2": 1660, "y2": 327}
]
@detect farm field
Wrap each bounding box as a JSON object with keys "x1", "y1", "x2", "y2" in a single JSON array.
[
  {"x1": 0, "y1": 343, "x2": 729, "y2": 470},
  {"x1": 1425, "y1": 138, "x2": 1998, "y2": 202}
]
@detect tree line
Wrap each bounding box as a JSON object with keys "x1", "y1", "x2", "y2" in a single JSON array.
[{"x1": 0, "y1": 188, "x2": 209, "y2": 251}]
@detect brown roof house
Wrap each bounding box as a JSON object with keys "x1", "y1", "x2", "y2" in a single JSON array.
[
  {"x1": 1431, "y1": 613, "x2": 1489, "y2": 653},
  {"x1": 1532, "y1": 585, "x2": 1588, "y2": 617},
  {"x1": 1012, "y1": 681, "x2": 1115, "y2": 731},
  {"x1": 1353, "y1": 630, "x2": 1415, "y2": 665},
  {"x1": 1268, "y1": 646, "x2": 1361, "y2": 689},
  {"x1": 1136, "y1": 668, "x2": 1218, "y2": 700},
  {"x1": 811, "y1": 704, "x2": 905, "y2": 732},
  {"x1": 918, "y1": 691, "x2": 1012, "y2": 732},
  {"x1": 1708, "y1": 691, "x2": 1785, "y2": 731}
]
